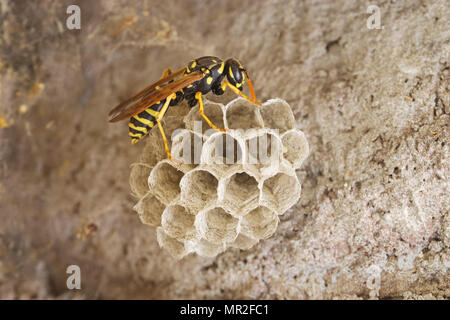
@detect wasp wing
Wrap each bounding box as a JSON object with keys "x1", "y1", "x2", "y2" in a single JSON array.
[
  {"x1": 108, "y1": 66, "x2": 187, "y2": 118},
  {"x1": 108, "y1": 70, "x2": 204, "y2": 122}
]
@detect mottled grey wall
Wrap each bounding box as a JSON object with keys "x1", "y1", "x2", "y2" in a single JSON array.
[{"x1": 0, "y1": 0, "x2": 448, "y2": 299}]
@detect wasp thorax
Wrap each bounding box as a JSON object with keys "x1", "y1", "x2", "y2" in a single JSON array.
[{"x1": 131, "y1": 97, "x2": 309, "y2": 259}]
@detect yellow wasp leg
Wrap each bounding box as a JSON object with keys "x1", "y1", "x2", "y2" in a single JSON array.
[
  {"x1": 223, "y1": 80, "x2": 262, "y2": 106},
  {"x1": 156, "y1": 93, "x2": 176, "y2": 159},
  {"x1": 195, "y1": 92, "x2": 226, "y2": 132},
  {"x1": 221, "y1": 82, "x2": 227, "y2": 91},
  {"x1": 244, "y1": 72, "x2": 258, "y2": 104}
]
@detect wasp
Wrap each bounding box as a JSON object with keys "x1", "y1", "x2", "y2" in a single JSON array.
[{"x1": 108, "y1": 56, "x2": 261, "y2": 159}]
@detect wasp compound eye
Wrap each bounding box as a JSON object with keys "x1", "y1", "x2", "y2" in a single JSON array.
[{"x1": 226, "y1": 61, "x2": 243, "y2": 86}]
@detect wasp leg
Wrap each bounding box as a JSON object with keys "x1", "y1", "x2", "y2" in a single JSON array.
[
  {"x1": 244, "y1": 72, "x2": 258, "y2": 104},
  {"x1": 161, "y1": 68, "x2": 174, "y2": 79},
  {"x1": 156, "y1": 93, "x2": 176, "y2": 159},
  {"x1": 195, "y1": 92, "x2": 226, "y2": 132},
  {"x1": 223, "y1": 80, "x2": 262, "y2": 106}
]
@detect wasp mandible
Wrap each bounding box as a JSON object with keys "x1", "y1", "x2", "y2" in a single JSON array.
[{"x1": 108, "y1": 56, "x2": 261, "y2": 159}]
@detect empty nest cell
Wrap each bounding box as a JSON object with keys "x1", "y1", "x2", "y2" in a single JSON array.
[
  {"x1": 201, "y1": 132, "x2": 244, "y2": 167},
  {"x1": 148, "y1": 160, "x2": 184, "y2": 205},
  {"x1": 229, "y1": 233, "x2": 259, "y2": 250},
  {"x1": 259, "y1": 98, "x2": 295, "y2": 133},
  {"x1": 192, "y1": 238, "x2": 226, "y2": 257},
  {"x1": 240, "y1": 206, "x2": 279, "y2": 240},
  {"x1": 225, "y1": 98, "x2": 264, "y2": 130},
  {"x1": 261, "y1": 172, "x2": 301, "y2": 215},
  {"x1": 171, "y1": 129, "x2": 203, "y2": 165},
  {"x1": 196, "y1": 206, "x2": 239, "y2": 244},
  {"x1": 281, "y1": 129, "x2": 309, "y2": 169},
  {"x1": 180, "y1": 169, "x2": 219, "y2": 213},
  {"x1": 245, "y1": 131, "x2": 280, "y2": 164},
  {"x1": 133, "y1": 192, "x2": 166, "y2": 227},
  {"x1": 219, "y1": 171, "x2": 260, "y2": 216},
  {"x1": 244, "y1": 130, "x2": 283, "y2": 178},
  {"x1": 156, "y1": 227, "x2": 188, "y2": 260},
  {"x1": 161, "y1": 205, "x2": 197, "y2": 240}
]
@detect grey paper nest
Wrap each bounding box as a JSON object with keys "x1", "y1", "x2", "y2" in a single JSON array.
[{"x1": 130, "y1": 97, "x2": 309, "y2": 258}]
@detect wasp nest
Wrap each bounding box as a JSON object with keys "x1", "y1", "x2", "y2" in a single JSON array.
[{"x1": 130, "y1": 97, "x2": 309, "y2": 259}]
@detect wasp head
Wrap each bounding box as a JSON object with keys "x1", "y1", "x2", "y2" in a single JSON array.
[{"x1": 225, "y1": 58, "x2": 246, "y2": 91}]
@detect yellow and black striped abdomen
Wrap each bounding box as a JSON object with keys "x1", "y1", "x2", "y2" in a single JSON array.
[{"x1": 128, "y1": 100, "x2": 164, "y2": 144}]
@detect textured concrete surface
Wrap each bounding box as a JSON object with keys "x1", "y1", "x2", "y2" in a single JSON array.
[{"x1": 0, "y1": 0, "x2": 448, "y2": 299}]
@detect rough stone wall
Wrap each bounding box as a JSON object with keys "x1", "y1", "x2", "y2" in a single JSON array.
[{"x1": 0, "y1": 0, "x2": 448, "y2": 299}]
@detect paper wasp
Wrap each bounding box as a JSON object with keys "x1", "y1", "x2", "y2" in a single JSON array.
[{"x1": 108, "y1": 56, "x2": 261, "y2": 159}]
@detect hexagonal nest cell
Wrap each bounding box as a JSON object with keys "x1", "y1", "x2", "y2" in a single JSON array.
[
  {"x1": 196, "y1": 206, "x2": 239, "y2": 244},
  {"x1": 201, "y1": 131, "x2": 244, "y2": 168},
  {"x1": 219, "y1": 170, "x2": 260, "y2": 215},
  {"x1": 131, "y1": 97, "x2": 309, "y2": 258},
  {"x1": 180, "y1": 169, "x2": 219, "y2": 213}
]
